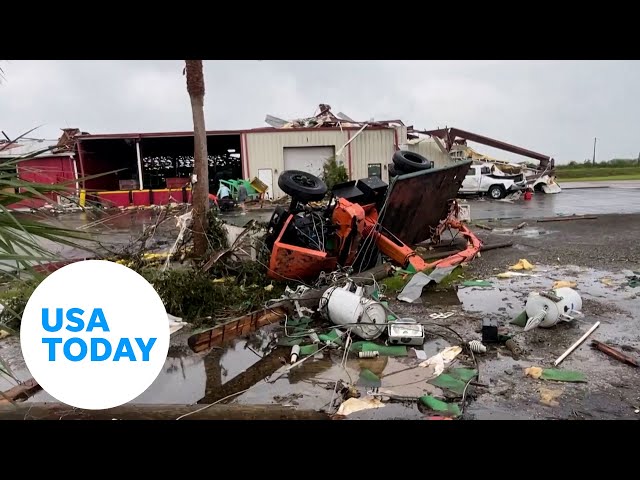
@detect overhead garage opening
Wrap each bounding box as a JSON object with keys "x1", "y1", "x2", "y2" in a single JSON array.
[
  {"x1": 80, "y1": 139, "x2": 139, "y2": 191},
  {"x1": 283, "y1": 146, "x2": 335, "y2": 178},
  {"x1": 140, "y1": 134, "x2": 242, "y2": 193}
]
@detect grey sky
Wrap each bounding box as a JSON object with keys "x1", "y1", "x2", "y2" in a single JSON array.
[{"x1": 2, "y1": 60, "x2": 639, "y2": 164}]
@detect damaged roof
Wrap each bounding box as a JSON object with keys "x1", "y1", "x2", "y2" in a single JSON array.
[
  {"x1": 0, "y1": 128, "x2": 83, "y2": 159},
  {"x1": 265, "y1": 104, "x2": 407, "y2": 130}
]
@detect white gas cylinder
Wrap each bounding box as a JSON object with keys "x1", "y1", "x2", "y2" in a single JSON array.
[
  {"x1": 524, "y1": 287, "x2": 582, "y2": 331},
  {"x1": 320, "y1": 284, "x2": 387, "y2": 340}
]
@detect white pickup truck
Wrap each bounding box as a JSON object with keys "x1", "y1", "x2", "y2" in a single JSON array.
[{"x1": 459, "y1": 164, "x2": 528, "y2": 199}]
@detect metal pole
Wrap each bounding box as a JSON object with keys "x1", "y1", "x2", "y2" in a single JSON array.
[
  {"x1": 592, "y1": 137, "x2": 597, "y2": 165},
  {"x1": 135, "y1": 140, "x2": 144, "y2": 189}
]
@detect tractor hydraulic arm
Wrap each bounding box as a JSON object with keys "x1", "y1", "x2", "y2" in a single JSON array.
[
  {"x1": 363, "y1": 215, "x2": 483, "y2": 273},
  {"x1": 363, "y1": 217, "x2": 428, "y2": 273}
]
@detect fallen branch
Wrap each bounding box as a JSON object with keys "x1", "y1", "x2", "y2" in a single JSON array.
[
  {"x1": 537, "y1": 215, "x2": 598, "y2": 223},
  {"x1": 0, "y1": 403, "x2": 329, "y2": 420},
  {"x1": 201, "y1": 220, "x2": 256, "y2": 273},
  {"x1": 591, "y1": 340, "x2": 638, "y2": 367}
]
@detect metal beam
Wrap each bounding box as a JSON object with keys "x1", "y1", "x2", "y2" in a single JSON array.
[{"x1": 416, "y1": 127, "x2": 552, "y2": 169}]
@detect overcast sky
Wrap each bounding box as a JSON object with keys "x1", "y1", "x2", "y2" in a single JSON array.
[{"x1": 1, "y1": 60, "x2": 639, "y2": 164}]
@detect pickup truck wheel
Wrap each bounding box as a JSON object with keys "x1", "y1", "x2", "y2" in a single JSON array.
[
  {"x1": 488, "y1": 185, "x2": 505, "y2": 199},
  {"x1": 278, "y1": 170, "x2": 328, "y2": 203},
  {"x1": 392, "y1": 150, "x2": 432, "y2": 173}
]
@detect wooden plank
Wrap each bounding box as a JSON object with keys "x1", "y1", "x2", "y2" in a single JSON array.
[
  {"x1": 0, "y1": 403, "x2": 330, "y2": 420},
  {"x1": 537, "y1": 215, "x2": 597, "y2": 223},
  {"x1": 591, "y1": 340, "x2": 639, "y2": 367},
  {"x1": 0, "y1": 378, "x2": 41, "y2": 405},
  {"x1": 188, "y1": 305, "x2": 289, "y2": 353}
]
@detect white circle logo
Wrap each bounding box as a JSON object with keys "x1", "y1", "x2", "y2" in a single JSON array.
[{"x1": 20, "y1": 260, "x2": 170, "y2": 410}]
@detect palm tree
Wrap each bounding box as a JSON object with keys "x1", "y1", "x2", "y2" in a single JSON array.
[{"x1": 184, "y1": 60, "x2": 209, "y2": 257}]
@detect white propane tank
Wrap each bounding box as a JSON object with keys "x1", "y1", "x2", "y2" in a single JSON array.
[
  {"x1": 524, "y1": 287, "x2": 583, "y2": 331},
  {"x1": 320, "y1": 284, "x2": 387, "y2": 340}
]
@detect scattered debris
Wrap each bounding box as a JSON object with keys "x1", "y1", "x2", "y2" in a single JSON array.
[
  {"x1": 397, "y1": 266, "x2": 457, "y2": 303},
  {"x1": 387, "y1": 318, "x2": 425, "y2": 345},
  {"x1": 524, "y1": 287, "x2": 583, "y2": 331},
  {"x1": 497, "y1": 271, "x2": 530, "y2": 278},
  {"x1": 539, "y1": 387, "x2": 563, "y2": 406},
  {"x1": 474, "y1": 223, "x2": 494, "y2": 231},
  {"x1": 419, "y1": 395, "x2": 461, "y2": 417},
  {"x1": 553, "y1": 321, "x2": 601, "y2": 366},
  {"x1": 429, "y1": 368, "x2": 478, "y2": 395},
  {"x1": 590, "y1": 340, "x2": 639, "y2": 367},
  {"x1": 461, "y1": 280, "x2": 493, "y2": 287},
  {"x1": 600, "y1": 277, "x2": 615, "y2": 287},
  {"x1": 509, "y1": 258, "x2": 534, "y2": 271},
  {"x1": 552, "y1": 280, "x2": 577, "y2": 289},
  {"x1": 482, "y1": 318, "x2": 499, "y2": 343},
  {"x1": 320, "y1": 282, "x2": 386, "y2": 340},
  {"x1": 504, "y1": 338, "x2": 523, "y2": 357},
  {"x1": 290, "y1": 345, "x2": 300, "y2": 363},
  {"x1": 167, "y1": 313, "x2": 188, "y2": 335},
  {"x1": 514, "y1": 222, "x2": 528, "y2": 230},
  {"x1": 525, "y1": 367, "x2": 587, "y2": 383},
  {"x1": 0, "y1": 378, "x2": 41, "y2": 404},
  {"x1": 419, "y1": 346, "x2": 463, "y2": 375},
  {"x1": 358, "y1": 369, "x2": 381, "y2": 388},
  {"x1": 626, "y1": 275, "x2": 640, "y2": 288},
  {"x1": 468, "y1": 340, "x2": 487, "y2": 353},
  {"x1": 336, "y1": 396, "x2": 385, "y2": 416},
  {"x1": 429, "y1": 311, "x2": 455, "y2": 319}
]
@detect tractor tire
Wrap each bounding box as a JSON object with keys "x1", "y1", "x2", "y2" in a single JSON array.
[
  {"x1": 278, "y1": 170, "x2": 328, "y2": 203},
  {"x1": 388, "y1": 163, "x2": 400, "y2": 178},
  {"x1": 488, "y1": 184, "x2": 505, "y2": 199},
  {"x1": 392, "y1": 150, "x2": 432, "y2": 173}
]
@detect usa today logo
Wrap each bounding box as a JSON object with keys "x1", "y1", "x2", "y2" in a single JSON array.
[{"x1": 20, "y1": 260, "x2": 170, "y2": 410}]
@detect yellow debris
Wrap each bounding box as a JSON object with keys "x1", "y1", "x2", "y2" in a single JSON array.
[
  {"x1": 509, "y1": 259, "x2": 534, "y2": 271},
  {"x1": 525, "y1": 366, "x2": 543, "y2": 379},
  {"x1": 600, "y1": 278, "x2": 615, "y2": 286},
  {"x1": 553, "y1": 280, "x2": 577, "y2": 289},
  {"x1": 264, "y1": 284, "x2": 274, "y2": 292},
  {"x1": 539, "y1": 387, "x2": 563, "y2": 407}
]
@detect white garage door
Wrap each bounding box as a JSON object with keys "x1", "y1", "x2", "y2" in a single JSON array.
[{"x1": 283, "y1": 146, "x2": 335, "y2": 178}]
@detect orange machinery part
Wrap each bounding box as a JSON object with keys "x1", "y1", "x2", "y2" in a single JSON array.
[{"x1": 267, "y1": 197, "x2": 483, "y2": 280}]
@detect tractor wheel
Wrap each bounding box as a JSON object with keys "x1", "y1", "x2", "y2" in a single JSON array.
[{"x1": 278, "y1": 170, "x2": 327, "y2": 203}]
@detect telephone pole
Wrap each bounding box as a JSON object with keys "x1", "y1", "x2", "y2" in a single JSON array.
[{"x1": 592, "y1": 137, "x2": 597, "y2": 165}]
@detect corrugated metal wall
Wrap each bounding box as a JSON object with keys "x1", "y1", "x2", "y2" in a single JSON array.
[
  {"x1": 349, "y1": 128, "x2": 396, "y2": 182},
  {"x1": 407, "y1": 139, "x2": 456, "y2": 169},
  {"x1": 245, "y1": 128, "x2": 398, "y2": 199}
]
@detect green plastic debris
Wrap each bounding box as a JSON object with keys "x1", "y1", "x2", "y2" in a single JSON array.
[
  {"x1": 299, "y1": 344, "x2": 319, "y2": 357},
  {"x1": 318, "y1": 329, "x2": 344, "y2": 346},
  {"x1": 419, "y1": 395, "x2": 462, "y2": 417},
  {"x1": 461, "y1": 280, "x2": 493, "y2": 287},
  {"x1": 277, "y1": 337, "x2": 303, "y2": 347},
  {"x1": 510, "y1": 310, "x2": 528, "y2": 327},
  {"x1": 358, "y1": 368, "x2": 381, "y2": 388},
  {"x1": 350, "y1": 341, "x2": 408, "y2": 357},
  {"x1": 540, "y1": 369, "x2": 587, "y2": 383},
  {"x1": 287, "y1": 316, "x2": 312, "y2": 327},
  {"x1": 429, "y1": 368, "x2": 478, "y2": 395}
]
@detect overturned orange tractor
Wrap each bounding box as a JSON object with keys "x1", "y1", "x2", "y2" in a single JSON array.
[{"x1": 264, "y1": 151, "x2": 482, "y2": 282}]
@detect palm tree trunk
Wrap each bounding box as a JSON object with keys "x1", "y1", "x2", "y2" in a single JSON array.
[{"x1": 185, "y1": 60, "x2": 209, "y2": 257}]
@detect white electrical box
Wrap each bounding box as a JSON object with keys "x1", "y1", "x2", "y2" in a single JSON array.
[{"x1": 387, "y1": 319, "x2": 425, "y2": 346}]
